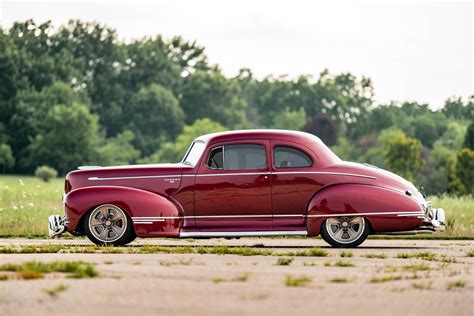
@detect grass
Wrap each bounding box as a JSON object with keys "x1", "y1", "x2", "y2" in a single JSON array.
[
  {"x1": 0, "y1": 260, "x2": 99, "y2": 279},
  {"x1": 369, "y1": 275, "x2": 402, "y2": 283},
  {"x1": 0, "y1": 244, "x2": 331, "y2": 258},
  {"x1": 276, "y1": 258, "x2": 293, "y2": 266},
  {"x1": 328, "y1": 277, "x2": 349, "y2": 283},
  {"x1": 364, "y1": 253, "x2": 387, "y2": 259},
  {"x1": 1, "y1": 175, "x2": 472, "y2": 238},
  {"x1": 401, "y1": 262, "x2": 432, "y2": 272},
  {"x1": 212, "y1": 272, "x2": 251, "y2": 283},
  {"x1": 339, "y1": 250, "x2": 353, "y2": 257},
  {"x1": 466, "y1": 249, "x2": 474, "y2": 257},
  {"x1": 302, "y1": 261, "x2": 317, "y2": 266},
  {"x1": 412, "y1": 281, "x2": 432, "y2": 290},
  {"x1": 325, "y1": 260, "x2": 356, "y2": 267},
  {"x1": 395, "y1": 251, "x2": 437, "y2": 261},
  {"x1": 446, "y1": 280, "x2": 466, "y2": 290},
  {"x1": 285, "y1": 275, "x2": 312, "y2": 287},
  {"x1": 42, "y1": 284, "x2": 69, "y2": 297}
]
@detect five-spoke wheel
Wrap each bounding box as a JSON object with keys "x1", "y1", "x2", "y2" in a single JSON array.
[
  {"x1": 84, "y1": 204, "x2": 135, "y2": 246},
  {"x1": 321, "y1": 216, "x2": 369, "y2": 248}
]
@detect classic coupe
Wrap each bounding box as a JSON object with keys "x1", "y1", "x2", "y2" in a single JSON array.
[{"x1": 48, "y1": 130, "x2": 446, "y2": 248}]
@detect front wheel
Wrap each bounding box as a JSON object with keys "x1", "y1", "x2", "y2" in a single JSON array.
[
  {"x1": 321, "y1": 216, "x2": 369, "y2": 248},
  {"x1": 84, "y1": 204, "x2": 136, "y2": 246}
]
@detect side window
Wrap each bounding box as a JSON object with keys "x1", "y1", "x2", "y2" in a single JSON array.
[
  {"x1": 207, "y1": 146, "x2": 224, "y2": 170},
  {"x1": 274, "y1": 146, "x2": 312, "y2": 168},
  {"x1": 224, "y1": 144, "x2": 267, "y2": 170}
]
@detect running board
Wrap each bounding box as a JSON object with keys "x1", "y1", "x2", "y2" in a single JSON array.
[{"x1": 179, "y1": 231, "x2": 308, "y2": 238}]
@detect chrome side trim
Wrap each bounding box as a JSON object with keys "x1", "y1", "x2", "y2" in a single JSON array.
[
  {"x1": 196, "y1": 172, "x2": 270, "y2": 177},
  {"x1": 179, "y1": 230, "x2": 308, "y2": 238},
  {"x1": 307, "y1": 211, "x2": 424, "y2": 218},
  {"x1": 89, "y1": 175, "x2": 182, "y2": 181},
  {"x1": 88, "y1": 171, "x2": 375, "y2": 181},
  {"x1": 132, "y1": 212, "x2": 424, "y2": 221},
  {"x1": 272, "y1": 171, "x2": 376, "y2": 179}
]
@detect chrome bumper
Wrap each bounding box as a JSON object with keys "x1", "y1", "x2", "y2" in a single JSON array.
[
  {"x1": 48, "y1": 215, "x2": 68, "y2": 238},
  {"x1": 426, "y1": 207, "x2": 446, "y2": 232}
]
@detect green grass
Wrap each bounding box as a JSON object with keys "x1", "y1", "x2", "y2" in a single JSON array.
[
  {"x1": 285, "y1": 275, "x2": 312, "y2": 287},
  {"x1": 0, "y1": 175, "x2": 472, "y2": 238},
  {"x1": 339, "y1": 250, "x2": 353, "y2": 257},
  {"x1": 364, "y1": 253, "x2": 387, "y2": 259},
  {"x1": 369, "y1": 275, "x2": 402, "y2": 283},
  {"x1": 0, "y1": 260, "x2": 99, "y2": 280},
  {"x1": 324, "y1": 260, "x2": 355, "y2": 267},
  {"x1": 0, "y1": 176, "x2": 63, "y2": 238},
  {"x1": 395, "y1": 251, "x2": 437, "y2": 261},
  {"x1": 276, "y1": 258, "x2": 293, "y2": 266}
]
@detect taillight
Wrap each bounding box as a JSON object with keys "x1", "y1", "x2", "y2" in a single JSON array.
[{"x1": 64, "y1": 179, "x2": 71, "y2": 193}]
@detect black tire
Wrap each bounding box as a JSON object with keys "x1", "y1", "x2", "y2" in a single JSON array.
[
  {"x1": 84, "y1": 204, "x2": 136, "y2": 246},
  {"x1": 320, "y1": 217, "x2": 369, "y2": 248}
]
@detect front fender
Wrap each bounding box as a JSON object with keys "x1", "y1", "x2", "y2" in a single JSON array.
[
  {"x1": 306, "y1": 184, "x2": 424, "y2": 236},
  {"x1": 65, "y1": 186, "x2": 181, "y2": 237}
]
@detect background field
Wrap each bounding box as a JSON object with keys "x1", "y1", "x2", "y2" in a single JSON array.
[{"x1": 0, "y1": 175, "x2": 472, "y2": 239}]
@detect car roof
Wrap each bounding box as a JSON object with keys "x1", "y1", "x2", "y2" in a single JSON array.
[{"x1": 195, "y1": 129, "x2": 322, "y2": 144}]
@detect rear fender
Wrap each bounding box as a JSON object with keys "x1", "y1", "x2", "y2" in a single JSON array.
[
  {"x1": 306, "y1": 184, "x2": 424, "y2": 236},
  {"x1": 65, "y1": 186, "x2": 181, "y2": 237}
]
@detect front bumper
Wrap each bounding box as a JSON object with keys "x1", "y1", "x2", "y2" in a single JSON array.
[
  {"x1": 426, "y1": 207, "x2": 446, "y2": 232},
  {"x1": 48, "y1": 215, "x2": 68, "y2": 238}
]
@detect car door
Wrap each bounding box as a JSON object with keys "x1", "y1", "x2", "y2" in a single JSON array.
[
  {"x1": 271, "y1": 140, "x2": 320, "y2": 231},
  {"x1": 194, "y1": 140, "x2": 272, "y2": 232}
]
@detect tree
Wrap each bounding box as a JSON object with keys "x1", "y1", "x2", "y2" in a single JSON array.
[
  {"x1": 453, "y1": 148, "x2": 474, "y2": 195},
  {"x1": 22, "y1": 103, "x2": 99, "y2": 174},
  {"x1": 383, "y1": 132, "x2": 423, "y2": 180},
  {"x1": 180, "y1": 70, "x2": 247, "y2": 128},
  {"x1": 303, "y1": 115, "x2": 338, "y2": 146},
  {"x1": 127, "y1": 84, "x2": 184, "y2": 156},
  {"x1": 271, "y1": 108, "x2": 307, "y2": 130},
  {"x1": 96, "y1": 130, "x2": 141, "y2": 166},
  {"x1": 0, "y1": 143, "x2": 14, "y2": 172},
  {"x1": 142, "y1": 118, "x2": 226, "y2": 163},
  {"x1": 463, "y1": 122, "x2": 474, "y2": 150}
]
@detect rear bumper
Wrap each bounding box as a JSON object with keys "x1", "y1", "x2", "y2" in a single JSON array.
[
  {"x1": 48, "y1": 215, "x2": 69, "y2": 238},
  {"x1": 381, "y1": 208, "x2": 446, "y2": 235}
]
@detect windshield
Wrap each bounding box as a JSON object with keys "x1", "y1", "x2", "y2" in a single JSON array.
[{"x1": 182, "y1": 141, "x2": 206, "y2": 167}]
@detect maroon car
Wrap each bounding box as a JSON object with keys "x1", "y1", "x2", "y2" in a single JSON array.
[{"x1": 48, "y1": 130, "x2": 445, "y2": 248}]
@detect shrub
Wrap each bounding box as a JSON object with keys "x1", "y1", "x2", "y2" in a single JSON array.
[{"x1": 34, "y1": 166, "x2": 58, "y2": 182}]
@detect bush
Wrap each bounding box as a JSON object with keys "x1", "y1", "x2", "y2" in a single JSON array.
[{"x1": 35, "y1": 166, "x2": 58, "y2": 182}]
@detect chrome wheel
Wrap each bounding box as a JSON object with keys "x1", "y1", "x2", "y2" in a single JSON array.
[
  {"x1": 325, "y1": 216, "x2": 365, "y2": 244},
  {"x1": 88, "y1": 204, "x2": 128, "y2": 243}
]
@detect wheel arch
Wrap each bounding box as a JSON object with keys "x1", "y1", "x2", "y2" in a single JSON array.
[
  {"x1": 64, "y1": 186, "x2": 182, "y2": 237},
  {"x1": 306, "y1": 183, "x2": 424, "y2": 237}
]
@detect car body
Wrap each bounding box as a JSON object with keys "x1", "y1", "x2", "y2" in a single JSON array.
[{"x1": 48, "y1": 130, "x2": 446, "y2": 247}]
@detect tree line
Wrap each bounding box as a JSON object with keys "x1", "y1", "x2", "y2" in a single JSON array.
[{"x1": 0, "y1": 20, "x2": 472, "y2": 195}]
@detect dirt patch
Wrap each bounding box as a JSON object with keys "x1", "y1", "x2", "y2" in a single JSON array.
[{"x1": 0, "y1": 238, "x2": 472, "y2": 316}]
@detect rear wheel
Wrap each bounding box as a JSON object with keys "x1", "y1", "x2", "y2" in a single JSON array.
[
  {"x1": 84, "y1": 204, "x2": 135, "y2": 246},
  {"x1": 321, "y1": 216, "x2": 369, "y2": 248}
]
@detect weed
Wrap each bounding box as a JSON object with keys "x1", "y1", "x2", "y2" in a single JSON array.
[
  {"x1": 325, "y1": 261, "x2": 355, "y2": 267},
  {"x1": 412, "y1": 281, "x2": 432, "y2": 290},
  {"x1": 369, "y1": 275, "x2": 402, "y2": 283},
  {"x1": 364, "y1": 253, "x2": 387, "y2": 259},
  {"x1": 395, "y1": 252, "x2": 437, "y2": 261},
  {"x1": 466, "y1": 249, "x2": 474, "y2": 257},
  {"x1": 0, "y1": 274, "x2": 8, "y2": 281},
  {"x1": 42, "y1": 284, "x2": 69, "y2": 297},
  {"x1": 212, "y1": 272, "x2": 251, "y2": 283},
  {"x1": 276, "y1": 258, "x2": 293, "y2": 266},
  {"x1": 447, "y1": 280, "x2": 466, "y2": 290},
  {"x1": 103, "y1": 261, "x2": 113, "y2": 265},
  {"x1": 303, "y1": 262, "x2": 317, "y2": 267},
  {"x1": 329, "y1": 277, "x2": 348, "y2": 283},
  {"x1": 340, "y1": 250, "x2": 353, "y2": 258},
  {"x1": 285, "y1": 275, "x2": 312, "y2": 287},
  {"x1": 402, "y1": 262, "x2": 432, "y2": 272}
]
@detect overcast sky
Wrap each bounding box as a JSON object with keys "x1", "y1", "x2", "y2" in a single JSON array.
[{"x1": 1, "y1": 0, "x2": 472, "y2": 109}]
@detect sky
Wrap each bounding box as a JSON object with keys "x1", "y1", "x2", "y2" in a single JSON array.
[{"x1": 0, "y1": 0, "x2": 472, "y2": 109}]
